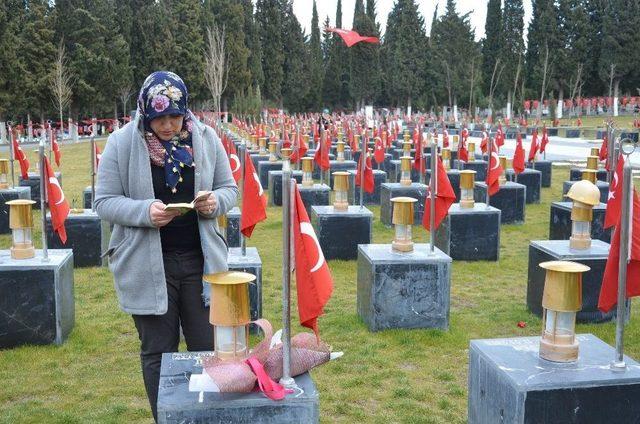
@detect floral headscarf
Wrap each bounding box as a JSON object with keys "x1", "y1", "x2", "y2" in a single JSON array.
[{"x1": 138, "y1": 71, "x2": 195, "y2": 193}]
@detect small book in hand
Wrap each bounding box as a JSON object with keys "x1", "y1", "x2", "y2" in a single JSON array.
[{"x1": 164, "y1": 192, "x2": 211, "y2": 215}]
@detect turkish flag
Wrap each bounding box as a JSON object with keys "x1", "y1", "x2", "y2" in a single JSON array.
[
  {"x1": 458, "y1": 137, "x2": 469, "y2": 163},
  {"x1": 513, "y1": 133, "x2": 526, "y2": 175},
  {"x1": 290, "y1": 131, "x2": 308, "y2": 164},
  {"x1": 413, "y1": 132, "x2": 423, "y2": 171},
  {"x1": 496, "y1": 124, "x2": 504, "y2": 147},
  {"x1": 44, "y1": 156, "x2": 69, "y2": 244},
  {"x1": 539, "y1": 125, "x2": 549, "y2": 153},
  {"x1": 599, "y1": 134, "x2": 608, "y2": 162},
  {"x1": 11, "y1": 129, "x2": 30, "y2": 179},
  {"x1": 325, "y1": 27, "x2": 379, "y2": 48},
  {"x1": 486, "y1": 151, "x2": 503, "y2": 195},
  {"x1": 355, "y1": 154, "x2": 375, "y2": 193},
  {"x1": 94, "y1": 143, "x2": 102, "y2": 169},
  {"x1": 423, "y1": 155, "x2": 456, "y2": 231},
  {"x1": 51, "y1": 130, "x2": 61, "y2": 167},
  {"x1": 604, "y1": 155, "x2": 625, "y2": 229},
  {"x1": 292, "y1": 184, "x2": 333, "y2": 336},
  {"x1": 373, "y1": 137, "x2": 385, "y2": 164},
  {"x1": 480, "y1": 131, "x2": 489, "y2": 153},
  {"x1": 442, "y1": 129, "x2": 449, "y2": 148},
  {"x1": 528, "y1": 130, "x2": 539, "y2": 162},
  {"x1": 313, "y1": 132, "x2": 330, "y2": 170},
  {"x1": 598, "y1": 191, "x2": 640, "y2": 313},
  {"x1": 223, "y1": 136, "x2": 241, "y2": 183},
  {"x1": 240, "y1": 152, "x2": 267, "y2": 238}
]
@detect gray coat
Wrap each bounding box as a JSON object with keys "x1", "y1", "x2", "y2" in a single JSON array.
[{"x1": 95, "y1": 114, "x2": 238, "y2": 315}]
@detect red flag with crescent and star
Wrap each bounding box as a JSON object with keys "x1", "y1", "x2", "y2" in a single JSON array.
[
  {"x1": 355, "y1": 152, "x2": 375, "y2": 193},
  {"x1": 422, "y1": 155, "x2": 456, "y2": 231},
  {"x1": 290, "y1": 131, "x2": 308, "y2": 164},
  {"x1": 480, "y1": 131, "x2": 489, "y2": 153},
  {"x1": 604, "y1": 155, "x2": 624, "y2": 229},
  {"x1": 11, "y1": 129, "x2": 30, "y2": 179},
  {"x1": 513, "y1": 132, "x2": 526, "y2": 175},
  {"x1": 324, "y1": 27, "x2": 380, "y2": 47},
  {"x1": 51, "y1": 129, "x2": 62, "y2": 167},
  {"x1": 599, "y1": 134, "x2": 609, "y2": 163},
  {"x1": 528, "y1": 129, "x2": 539, "y2": 162},
  {"x1": 540, "y1": 125, "x2": 549, "y2": 154},
  {"x1": 240, "y1": 152, "x2": 267, "y2": 238},
  {"x1": 44, "y1": 156, "x2": 69, "y2": 244},
  {"x1": 486, "y1": 150, "x2": 503, "y2": 195},
  {"x1": 224, "y1": 136, "x2": 241, "y2": 183},
  {"x1": 313, "y1": 132, "x2": 331, "y2": 170},
  {"x1": 373, "y1": 137, "x2": 385, "y2": 164},
  {"x1": 292, "y1": 184, "x2": 333, "y2": 337}
]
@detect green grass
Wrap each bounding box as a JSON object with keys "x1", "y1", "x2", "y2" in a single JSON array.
[{"x1": 1, "y1": 134, "x2": 640, "y2": 423}]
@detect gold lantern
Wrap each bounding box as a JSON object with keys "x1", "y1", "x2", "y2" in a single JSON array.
[
  {"x1": 0, "y1": 159, "x2": 9, "y2": 189},
  {"x1": 586, "y1": 155, "x2": 599, "y2": 170},
  {"x1": 258, "y1": 137, "x2": 267, "y2": 155},
  {"x1": 452, "y1": 134, "x2": 460, "y2": 148},
  {"x1": 460, "y1": 170, "x2": 476, "y2": 208},
  {"x1": 203, "y1": 271, "x2": 254, "y2": 360},
  {"x1": 590, "y1": 147, "x2": 600, "y2": 157},
  {"x1": 303, "y1": 134, "x2": 310, "y2": 149},
  {"x1": 499, "y1": 156, "x2": 508, "y2": 185},
  {"x1": 468, "y1": 142, "x2": 476, "y2": 162},
  {"x1": 217, "y1": 214, "x2": 228, "y2": 240},
  {"x1": 566, "y1": 180, "x2": 600, "y2": 250},
  {"x1": 332, "y1": 171, "x2": 350, "y2": 211},
  {"x1": 7, "y1": 199, "x2": 36, "y2": 259},
  {"x1": 581, "y1": 169, "x2": 597, "y2": 184},
  {"x1": 250, "y1": 135, "x2": 258, "y2": 151},
  {"x1": 281, "y1": 147, "x2": 292, "y2": 172},
  {"x1": 391, "y1": 197, "x2": 417, "y2": 252},
  {"x1": 301, "y1": 157, "x2": 314, "y2": 187},
  {"x1": 400, "y1": 156, "x2": 412, "y2": 186},
  {"x1": 336, "y1": 141, "x2": 346, "y2": 162},
  {"x1": 268, "y1": 141, "x2": 278, "y2": 162},
  {"x1": 442, "y1": 148, "x2": 451, "y2": 171},
  {"x1": 403, "y1": 131, "x2": 410, "y2": 143},
  {"x1": 539, "y1": 261, "x2": 590, "y2": 363},
  {"x1": 402, "y1": 141, "x2": 412, "y2": 156}
]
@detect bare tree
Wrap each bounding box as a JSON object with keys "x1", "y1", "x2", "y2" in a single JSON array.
[
  {"x1": 442, "y1": 60, "x2": 453, "y2": 110},
  {"x1": 508, "y1": 55, "x2": 522, "y2": 119},
  {"x1": 468, "y1": 55, "x2": 477, "y2": 119},
  {"x1": 569, "y1": 63, "x2": 584, "y2": 116},
  {"x1": 488, "y1": 59, "x2": 505, "y2": 120},
  {"x1": 203, "y1": 23, "x2": 229, "y2": 121},
  {"x1": 117, "y1": 83, "x2": 133, "y2": 118},
  {"x1": 608, "y1": 63, "x2": 617, "y2": 116},
  {"x1": 537, "y1": 43, "x2": 552, "y2": 120},
  {"x1": 50, "y1": 40, "x2": 73, "y2": 140}
]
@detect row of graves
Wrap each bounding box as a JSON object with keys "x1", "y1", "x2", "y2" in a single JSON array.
[{"x1": 2, "y1": 112, "x2": 640, "y2": 423}]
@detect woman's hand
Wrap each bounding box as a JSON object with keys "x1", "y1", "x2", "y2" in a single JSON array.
[
  {"x1": 194, "y1": 191, "x2": 218, "y2": 215},
  {"x1": 149, "y1": 201, "x2": 181, "y2": 227}
]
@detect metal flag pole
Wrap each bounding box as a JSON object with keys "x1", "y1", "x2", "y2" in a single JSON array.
[
  {"x1": 429, "y1": 133, "x2": 437, "y2": 253},
  {"x1": 280, "y1": 163, "x2": 296, "y2": 388},
  {"x1": 611, "y1": 140, "x2": 635, "y2": 370},
  {"x1": 240, "y1": 143, "x2": 247, "y2": 257},
  {"x1": 319, "y1": 124, "x2": 324, "y2": 187},
  {"x1": 90, "y1": 136, "x2": 96, "y2": 212},
  {"x1": 359, "y1": 124, "x2": 366, "y2": 209},
  {"x1": 8, "y1": 124, "x2": 15, "y2": 188},
  {"x1": 39, "y1": 133, "x2": 49, "y2": 262},
  {"x1": 485, "y1": 123, "x2": 492, "y2": 209}
]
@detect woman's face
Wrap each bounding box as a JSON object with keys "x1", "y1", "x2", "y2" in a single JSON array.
[{"x1": 150, "y1": 115, "x2": 183, "y2": 141}]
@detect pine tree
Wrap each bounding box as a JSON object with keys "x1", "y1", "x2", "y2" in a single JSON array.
[
  {"x1": 525, "y1": 0, "x2": 560, "y2": 100},
  {"x1": 501, "y1": 0, "x2": 525, "y2": 112},
  {"x1": 481, "y1": 0, "x2": 502, "y2": 96},
  {"x1": 129, "y1": 0, "x2": 155, "y2": 88},
  {"x1": 256, "y1": 0, "x2": 284, "y2": 105},
  {"x1": 281, "y1": 0, "x2": 308, "y2": 112},
  {"x1": 305, "y1": 0, "x2": 323, "y2": 110},
  {"x1": 350, "y1": 0, "x2": 380, "y2": 108},
  {"x1": 322, "y1": 0, "x2": 349, "y2": 109},
  {"x1": 0, "y1": 1, "x2": 28, "y2": 118},
  {"x1": 241, "y1": 0, "x2": 263, "y2": 91}
]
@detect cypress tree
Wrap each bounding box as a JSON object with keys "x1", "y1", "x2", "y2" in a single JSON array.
[
  {"x1": 481, "y1": 0, "x2": 502, "y2": 95},
  {"x1": 256, "y1": 0, "x2": 284, "y2": 105},
  {"x1": 350, "y1": 0, "x2": 380, "y2": 108},
  {"x1": 322, "y1": 0, "x2": 350, "y2": 109},
  {"x1": 281, "y1": 0, "x2": 308, "y2": 112},
  {"x1": 0, "y1": 1, "x2": 28, "y2": 118},
  {"x1": 501, "y1": 0, "x2": 525, "y2": 110},
  {"x1": 525, "y1": 0, "x2": 559, "y2": 99},
  {"x1": 305, "y1": 0, "x2": 323, "y2": 111},
  {"x1": 241, "y1": 0, "x2": 263, "y2": 91}
]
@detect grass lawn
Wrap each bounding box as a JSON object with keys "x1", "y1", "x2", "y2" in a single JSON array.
[{"x1": 1, "y1": 137, "x2": 639, "y2": 424}]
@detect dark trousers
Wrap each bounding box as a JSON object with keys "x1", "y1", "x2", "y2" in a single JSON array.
[{"x1": 132, "y1": 249, "x2": 213, "y2": 422}]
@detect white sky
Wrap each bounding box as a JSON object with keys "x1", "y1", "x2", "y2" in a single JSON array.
[{"x1": 293, "y1": 0, "x2": 533, "y2": 41}]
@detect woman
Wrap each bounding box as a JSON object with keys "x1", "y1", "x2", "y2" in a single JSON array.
[{"x1": 95, "y1": 71, "x2": 238, "y2": 421}]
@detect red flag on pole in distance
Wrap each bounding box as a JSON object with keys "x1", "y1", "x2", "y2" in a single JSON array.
[
  {"x1": 480, "y1": 131, "x2": 489, "y2": 153},
  {"x1": 458, "y1": 128, "x2": 469, "y2": 162},
  {"x1": 355, "y1": 152, "x2": 375, "y2": 193},
  {"x1": 44, "y1": 156, "x2": 69, "y2": 244},
  {"x1": 51, "y1": 128, "x2": 61, "y2": 167},
  {"x1": 290, "y1": 130, "x2": 308, "y2": 164},
  {"x1": 512, "y1": 133, "x2": 526, "y2": 175},
  {"x1": 292, "y1": 184, "x2": 333, "y2": 337},
  {"x1": 240, "y1": 152, "x2": 267, "y2": 238},
  {"x1": 224, "y1": 136, "x2": 241, "y2": 183},
  {"x1": 373, "y1": 137, "x2": 385, "y2": 164},
  {"x1": 599, "y1": 134, "x2": 608, "y2": 162},
  {"x1": 528, "y1": 129, "x2": 539, "y2": 162},
  {"x1": 423, "y1": 155, "x2": 456, "y2": 231},
  {"x1": 486, "y1": 151, "x2": 503, "y2": 195},
  {"x1": 94, "y1": 143, "x2": 102, "y2": 168},
  {"x1": 496, "y1": 124, "x2": 504, "y2": 148},
  {"x1": 598, "y1": 191, "x2": 640, "y2": 313},
  {"x1": 12, "y1": 129, "x2": 30, "y2": 179},
  {"x1": 313, "y1": 132, "x2": 330, "y2": 170},
  {"x1": 539, "y1": 124, "x2": 549, "y2": 154},
  {"x1": 324, "y1": 27, "x2": 380, "y2": 47},
  {"x1": 413, "y1": 131, "x2": 423, "y2": 171},
  {"x1": 604, "y1": 155, "x2": 625, "y2": 229}
]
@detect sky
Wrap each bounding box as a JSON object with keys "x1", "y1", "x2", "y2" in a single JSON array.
[{"x1": 293, "y1": 0, "x2": 533, "y2": 42}]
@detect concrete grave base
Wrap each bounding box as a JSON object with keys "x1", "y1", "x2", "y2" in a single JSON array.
[
  {"x1": 549, "y1": 201, "x2": 610, "y2": 243},
  {"x1": 19, "y1": 171, "x2": 62, "y2": 209},
  {"x1": 474, "y1": 181, "x2": 526, "y2": 224},
  {"x1": 379, "y1": 182, "x2": 428, "y2": 226},
  {"x1": 562, "y1": 180, "x2": 609, "y2": 204},
  {"x1": 0, "y1": 186, "x2": 31, "y2": 234},
  {"x1": 311, "y1": 205, "x2": 373, "y2": 260},
  {"x1": 297, "y1": 184, "x2": 331, "y2": 218},
  {"x1": 45, "y1": 210, "x2": 110, "y2": 267},
  {"x1": 268, "y1": 170, "x2": 303, "y2": 206}
]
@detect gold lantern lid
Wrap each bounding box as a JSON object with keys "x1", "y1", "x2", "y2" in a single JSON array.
[
  {"x1": 460, "y1": 170, "x2": 476, "y2": 189},
  {"x1": 400, "y1": 155, "x2": 412, "y2": 171},
  {"x1": 204, "y1": 271, "x2": 255, "y2": 326},
  {"x1": 281, "y1": 148, "x2": 292, "y2": 159},
  {"x1": 332, "y1": 171, "x2": 349, "y2": 191},
  {"x1": 581, "y1": 169, "x2": 597, "y2": 184},
  {"x1": 7, "y1": 199, "x2": 36, "y2": 229},
  {"x1": 499, "y1": 156, "x2": 507, "y2": 170},
  {"x1": 590, "y1": 147, "x2": 600, "y2": 157},
  {"x1": 567, "y1": 180, "x2": 600, "y2": 206},
  {"x1": 336, "y1": 141, "x2": 345, "y2": 152},
  {"x1": 0, "y1": 158, "x2": 8, "y2": 174},
  {"x1": 301, "y1": 157, "x2": 314, "y2": 172},
  {"x1": 402, "y1": 141, "x2": 413, "y2": 149},
  {"x1": 442, "y1": 148, "x2": 451, "y2": 160},
  {"x1": 540, "y1": 261, "x2": 590, "y2": 312},
  {"x1": 391, "y1": 196, "x2": 417, "y2": 225},
  {"x1": 468, "y1": 142, "x2": 476, "y2": 151},
  {"x1": 586, "y1": 155, "x2": 599, "y2": 170}
]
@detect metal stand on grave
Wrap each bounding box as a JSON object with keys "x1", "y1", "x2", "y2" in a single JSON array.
[
  {"x1": 429, "y1": 132, "x2": 436, "y2": 253},
  {"x1": 8, "y1": 124, "x2": 15, "y2": 188},
  {"x1": 38, "y1": 135, "x2": 49, "y2": 262},
  {"x1": 90, "y1": 136, "x2": 96, "y2": 212},
  {"x1": 485, "y1": 124, "x2": 492, "y2": 209},
  {"x1": 359, "y1": 124, "x2": 366, "y2": 209},
  {"x1": 240, "y1": 139, "x2": 247, "y2": 257}
]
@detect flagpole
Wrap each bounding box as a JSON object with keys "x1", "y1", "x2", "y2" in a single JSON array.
[
  {"x1": 8, "y1": 124, "x2": 15, "y2": 188},
  {"x1": 429, "y1": 132, "x2": 436, "y2": 253},
  {"x1": 319, "y1": 123, "x2": 324, "y2": 187},
  {"x1": 360, "y1": 124, "x2": 366, "y2": 209},
  {"x1": 485, "y1": 123, "x2": 492, "y2": 209},
  {"x1": 606, "y1": 122, "x2": 616, "y2": 184},
  {"x1": 39, "y1": 133, "x2": 49, "y2": 262},
  {"x1": 611, "y1": 143, "x2": 634, "y2": 370},
  {"x1": 91, "y1": 136, "x2": 96, "y2": 212},
  {"x1": 280, "y1": 162, "x2": 295, "y2": 388},
  {"x1": 240, "y1": 139, "x2": 247, "y2": 257}
]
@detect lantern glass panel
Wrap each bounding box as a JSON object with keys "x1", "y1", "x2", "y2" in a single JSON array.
[
  {"x1": 572, "y1": 221, "x2": 591, "y2": 238},
  {"x1": 0, "y1": 173, "x2": 7, "y2": 184},
  {"x1": 215, "y1": 325, "x2": 248, "y2": 359},
  {"x1": 13, "y1": 228, "x2": 32, "y2": 248},
  {"x1": 337, "y1": 151, "x2": 344, "y2": 161},
  {"x1": 401, "y1": 170, "x2": 411, "y2": 183},
  {"x1": 395, "y1": 223, "x2": 412, "y2": 243},
  {"x1": 335, "y1": 189, "x2": 348, "y2": 204},
  {"x1": 302, "y1": 171, "x2": 313, "y2": 185},
  {"x1": 544, "y1": 310, "x2": 575, "y2": 337}
]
